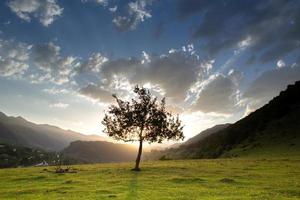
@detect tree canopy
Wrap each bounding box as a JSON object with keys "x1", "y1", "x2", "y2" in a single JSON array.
[{"x1": 102, "y1": 86, "x2": 184, "y2": 170}]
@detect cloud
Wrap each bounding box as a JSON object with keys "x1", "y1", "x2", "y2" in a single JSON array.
[
  {"x1": 92, "y1": 45, "x2": 206, "y2": 103},
  {"x1": 79, "y1": 84, "x2": 114, "y2": 103},
  {"x1": 73, "y1": 45, "x2": 215, "y2": 109},
  {"x1": 176, "y1": 0, "x2": 300, "y2": 63},
  {"x1": 243, "y1": 63, "x2": 300, "y2": 113},
  {"x1": 49, "y1": 102, "x2": 69, "y2": 108},
  {"x1": 78, "y1": 53, "x2": 108, "y2": 73},
  {"x1": 81, "y1": 0, "x2": 108, "y2": 6},
  {"x1": 75, "y1": 45, "x2": 246, "y2": 116},
  {"x1": 82, "y1": 0, "x2": 154, "y2": 31},
  {"x1": 109, "y1": 6, "x2": 117, "y2": 13},
  {"x1": 8, "y1": 0, "x2": 63, "y2": 27},
  {"x1": 165, "y1": 104, "x2": 184, "y2": 115},
  {"x1": 31, "y1": 42, "x2": 79, "y2": 84},
  {"x1": 228, "y1": 69, "x2": 243, "y2": 85},
  {"x1": 112, "y1": 0, "x2": 153, "y2": 31},
  {"x1": 0, "y1": 38, "x2": 108, "y2": 87},
  {"x1": 43, "y1": 87, "x2": 69, "y2": 95},
  {"x1": 0, "y1": 38, "x2": 31, "y2": 77},
  {"x1": 277, "y1": 59, "x2": 286, "y2": 68},
  {"x1": 191, "y1": 73, "x2": 241, "y2": 114}
]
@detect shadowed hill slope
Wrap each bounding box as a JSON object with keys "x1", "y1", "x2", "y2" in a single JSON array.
[
  {"x1": 153, "y1": 80, "x2": 300, "y2": 159},
  {"x1": 184, "y1": 124, "x2": 231, "y2": 145}
]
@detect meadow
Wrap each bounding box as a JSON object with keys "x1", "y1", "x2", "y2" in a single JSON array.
[{"x1": 1, "y1": 158, "x2": 300, "y2": 200}]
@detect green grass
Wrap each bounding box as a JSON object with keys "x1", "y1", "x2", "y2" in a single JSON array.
[
  {"x1": 222, "y1": 129, "x2": 300, "y2": 159},
  {"x1": 0, "y1": 158, "x2": 300, "y2": 200}
]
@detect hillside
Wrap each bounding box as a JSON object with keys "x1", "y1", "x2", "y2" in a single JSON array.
[
  {"x1": 0, "y1": 142, "x2": 57, "y2": 168},
  {"x1": 184, "y1": 124, "x2": 230, "y2": 145},
  {"x1": 145, "y1": 124, "x2": 230, "y2": 160},
  {"x1": 154, "y1": 80, "x2": 300, "y2": 159},
  {"x1": 0, "y1": 112, "x2": 105, "y2": 151},
  {"x1": 63, "y1": 141, "x2": 137, "y2": 163}
]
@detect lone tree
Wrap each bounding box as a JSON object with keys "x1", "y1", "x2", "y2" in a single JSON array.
[{"x1": 102, "y1": 86, "x2": 184, "y2": 171}]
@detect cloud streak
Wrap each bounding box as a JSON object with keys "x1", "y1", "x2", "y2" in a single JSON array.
[
  {"x1": 49, "y1": 102, "x2": 69, "y2": 108},
  {"x1": 176, "y1": 0, "x2": 300, "y2": 64}
]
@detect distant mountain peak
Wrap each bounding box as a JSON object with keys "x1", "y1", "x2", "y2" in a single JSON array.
[
  {"x1": 0, "y1": 111, "x2": 106, "y2": 151},
  {"x1": 0, "y1": 111, "x2": 7, "y2": 118},
  {"x1": 15, "y1": 116, "x2": 27, "y2": 122}
]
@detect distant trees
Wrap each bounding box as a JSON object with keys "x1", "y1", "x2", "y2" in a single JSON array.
[{"x1": 102, "y1": 86, "x2": 184, "y2": 171}]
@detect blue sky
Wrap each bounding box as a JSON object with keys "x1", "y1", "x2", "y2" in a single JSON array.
[{"x1": 0, "y1": 0, "x2": 300, "y2": 140}]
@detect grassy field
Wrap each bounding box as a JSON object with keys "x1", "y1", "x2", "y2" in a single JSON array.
[{"x1": 0, "y1": 158, "x2": 300, "y2": 200}]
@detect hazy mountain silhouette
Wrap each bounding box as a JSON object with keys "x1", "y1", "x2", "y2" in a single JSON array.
[
  {"x1": 0, "y1": 112, "x2": 105, "y2": 151},
  {"x1": 63, "y1": 141, "x2": 137, "y2": 163},
  {"x1": 150, "y1": 80, "x2": 300, "y2": 159}
]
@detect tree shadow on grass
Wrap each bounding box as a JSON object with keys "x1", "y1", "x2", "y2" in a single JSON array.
[{"x1": 125, "y1": 173, "x2": 139, "y2": 200}]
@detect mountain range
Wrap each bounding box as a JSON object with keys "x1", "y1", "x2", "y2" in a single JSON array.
[
  {"x1": 1, "y1": 80, "x2": 299, "y2": 165},
  {"x1": 0, "y1": 112, "x2": 105, "y2": 151}
]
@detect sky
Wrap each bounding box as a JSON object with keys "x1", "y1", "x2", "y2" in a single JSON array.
[{"x1": 0, "y1": 0, "x2": 300, "y2": 141}]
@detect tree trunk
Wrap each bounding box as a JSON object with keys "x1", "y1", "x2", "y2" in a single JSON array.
[{"x1": 133, "y1": 139, "x2": 143, "y2": 171}]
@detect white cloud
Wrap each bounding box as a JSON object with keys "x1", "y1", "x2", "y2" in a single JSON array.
[
  {"x1": 276, "y1": 59, "x2": 286, "y2": 68},
  {"x1": 76, "y1": 45, "x2": 242, "y2": 116},
  {"x1": 94, "y1": 46, "x2": 205, "y2": 104},
  {"x1": 32, "y1": 42, "x2": 79, "y2": 84},
  {"x1": 109, "y1": 6, "x2": 117, "y2": 13},
  {"x1": 237, "y1": 36, "x2": 252, "y2": 51},
  {"x1": 43, "y1": 87, "x2": 69, "y2": 95},
  {"x1": 141, "y1": 51, "x2": 150, "y2": 64},
  {"x1": 8, "y1": 0, "x2": 63, "y2": 26},
  {"x1": 113, "y1": 0, "x2": 153, "y2": 31},
  {"x1": 128, "y1": 0, "x2": 152, "y2": 20},
  {"x1": 49, "y1": 102, "x2": 69, "y2": 108},
  {"x1": 81, "y1": 0, "x2": 108, "y2": 6},
  {"x1": 82, "y1": 0, "x2": 154, "y2": 31},
  {"x1": 0, "y1": 38, "x2": 31, "y2": 77},
  {"x1": 78, "y1": 53, "x2": 108, "y2": 73}
]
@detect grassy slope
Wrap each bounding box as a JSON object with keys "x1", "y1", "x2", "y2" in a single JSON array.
[
  {"x1": 0, "y1": 158, "x2": 300, "y2": 200},
  {"x1": 222, "y1": 109, "x2": 300, "y2": 158}
]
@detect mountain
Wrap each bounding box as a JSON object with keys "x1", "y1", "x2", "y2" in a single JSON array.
[
  {"x1": 145, "y1": 124, "x2": 231, "y2": 160},
  {"x1": 63, "y1": 141, "x2": 137, "y2": 163},
  {"x1": 152, "y1": 80, "x2": 300, "y2": 159},
  {"x1": 0, "y1": 112, "x2": 105, "y2": 151},
  {"x1": 184, "y1": 124, "x2": 231, "y2": 145}
]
